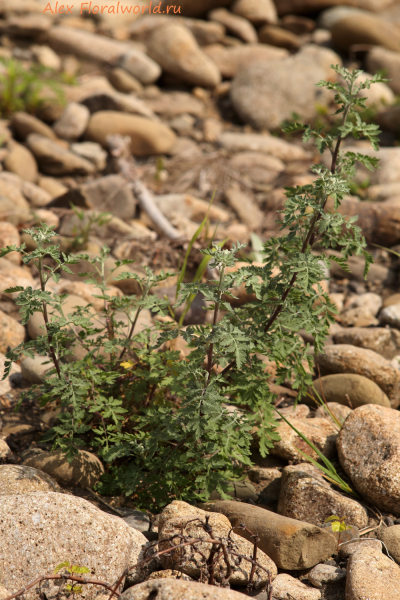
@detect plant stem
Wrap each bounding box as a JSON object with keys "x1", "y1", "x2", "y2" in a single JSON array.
[
  {"x1": 206, "y1": 265, "x2": 225, "y2": 380},
  {"x1": 38, "y1": 257, "x2": 62, "y2": 380},
  {"x1": 119, "y1": 281, "x2": 150, "y2": 361}
]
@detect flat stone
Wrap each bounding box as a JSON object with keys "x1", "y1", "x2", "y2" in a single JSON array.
[
  {"x1": 219, "y1": 132, "x2": 308, "y2": 161},
  {"x1": 26, "y1": 133, "x2": 95, "y2": 176},
  {"x1": 120, "y1": 579, "x2": 246, "y2": 600},
  {"x1": 0, "y1": 465, "x2": 60, "y2": 494},
  {"x1": 271, "y1": 573, "x2": 321, "y2": 599},
  {"x1": 158, "y1": 501, "x2": 277, "y2": 588},
  {"x1": 315, "y1": 345, "x2": 400, "y2": 408},
  {"x1": 23, "y1": 449, "x2": 104, "y2": 488},
  {"x1": 11, "y1": 111, "x2": 57, "y2": 140},
  {"x1": 307, "y1": 564, "x2": 346, "y2": 588},
  {"x1": 85, "y1": 111, "x2": 176, "y2": 155},
  {"x1": 208, "y1": 500, "x2": 337, "y2": 570},
  {"x1": 337, "y1": 404, "x2": 400, "y2": 516},
  {"x1": 346, "y1": 546, "x2": 400, "y2": 600},
  {"x1": 277, "y1": 463, "x2": 368, "y2": 529},
  {"x1": 209, "y1": 8, "x2": 258, "y2": 43},
  {"x1": 0, "y1": 493, "x2": 147, "y2": 600}
]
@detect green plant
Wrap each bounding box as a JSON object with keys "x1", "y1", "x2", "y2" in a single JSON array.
[
  {"x1": 0, "y1": 66, "x2": 382, "y2": 510},
  {"x1": 325, "y1": 514, "x2": 352, "y2": 533},
  {"x1": 70, "y1": 204, "x2": 112, "y2": 251},
  {"x1": 0, "y1": 58, "x2": 65, "y2": 116},
  {"x1": 54, "y1": 562, "x2": 90, "y2": 594}
]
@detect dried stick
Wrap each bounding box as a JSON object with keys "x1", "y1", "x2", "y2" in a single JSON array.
[
  {"x1": 107, "y1": 134, "x2": 181, "y2": 241},
  {"x1": 3, "y1": 574, "x2": 121, "y2": 600}
]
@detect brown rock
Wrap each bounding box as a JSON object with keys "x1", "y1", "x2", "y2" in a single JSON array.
[
  {"x1": 108, "y1": 68, "x2": 143, "y2": 94},
  {"x1": 248, "y1": 467, "x2": 282, "y2": 504},
  {"x1": 346, "y1": 546, "x2": 400, "y2": 600},
  {"x1": 219, "y1": 131, "x2": 308, "y2": 161},
  {"x1": 204, "y1": 43, "x2": 287, "y2": 79},
  {"x1": 53, "y1": 102, "x2": 90, "y2": 141},
  {"x1": 338, "y1": 305, "x2": 378, "y2": 328},
  {"x1": 0, "y1": 440, "x2": 11, "y2": 459},
  {"x1": 146, "y1": 570, "x2": 193, "y2": 581},
  {"x1": 0, "y1": 586, "x2": 10, "y2": 600},
  {"x1": 85, "y1": 112, "x2": 176, "y2": 155},
  {"x1": 11, "y1": 111, "x2": 57, "y2": 141},
  {"x1": 4, "y1": 140, "x2": 38, "y2": 182},
  {"x1": 308, "y1": 563, "x2": 346, "y2": 588},
  {"x1": 271, "y1": 574, "x2": 321, "y2": 600},
  {"x1": 120, "y1": 579, "x2": 246, "y2": 600},
  {"x1": 0, "y1": 257, "x2": 34, "y2": 299},
  {"x1": 158, "y1": 501, "x2": 277, "y2": 588},
  {"x1": 315, "y1": 345, "x2": 400, "y2": 408},
  {"x1": 367, "y1": 46, "x2": 400, "y2": 95},
  {"x1": 258, "y1": 24, "x2": 302, "y2": 49},
  {"x1": 209, "y1": 8, "x2": 258, "y2": 43},
  {"x1": 0, "y1": 222, "x2": 21, "y2": 265},
  {"x1": 277, "y1": 463, "x2": 368, "y2": 529},
  {"x1": 338, "y1": 538, "x2": 382, "y2": 559},
  {"x1": 0, "y1": 493, "x2": 147, "y2": 600},
  {"x1": 337, "y1": 404, "x2": 400, "y2": 516},
  {"x1": 23, "y1": 449, "x2": 104, "y2": 488},
  {"x1": 26, "y1": 134, "x2": 95, "y2": 176},
  {"x1": 0, "y1": 310, "x2": 25, "y2": 354},
  {"x1": 331, "y1": 13, "x2": 400, "y2": 53},
  {"x1": 159, "y1": 0, "x2": 232, "y2": 18},
  {"x1": 225, "y1": 185, "x2": 264, "y2": 230},
  {"x1": 146, "y1": 23, "x2": 221, "y2": 88},
  {"x1": 231, "y1": 0, "x2": 278, "y2": 25},
  {"x1": 265, "y1": 417, "x2": 338, "y2": 462},
  {"x1": 0, "y1": 465, "x2": 60, "y2": 494},
  {"x1": 314, "y1": 402, "x2": 352, "y2": 425},
  {"x1": 208, "y1": 500, "x2": 337, "y2": 570},
  {"x1": 333, "y1": 327, "x2": 400, "y2": 360},
  {"x1": 0, "y1": 352, "x2": 21, "y2": 399}
]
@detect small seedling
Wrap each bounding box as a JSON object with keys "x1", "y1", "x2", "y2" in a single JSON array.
[{"x1": 54, "y1": 561, "x2": 91, "y2": 593}]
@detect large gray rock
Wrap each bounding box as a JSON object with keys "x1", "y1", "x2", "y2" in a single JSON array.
[
  {"x1": 230, "y1": 45, "x2": 340, "y2": 130},
  {"x1": 208, "y1": 501, "x2": 337, "y2": 570},
  {"x1": 0, "y1": 493, "x2": 147, "y2": 600},
  {"x1": 277, "y1": 464, "x2": 368, "y2": 529},
  {"x1": 23, "y1": 449, "x2": 104, "y2": 488},
  {"x1": 146, "y1": 23, "x2": 221, "y2": 88},
  {"x1": 307, "y1": 374, "x2": 391, "y2": 409},
  {"x1": 158, "y1": 501, "x2": 277, "y2": 588},
  {"x1": 120, "y1": 579, "x2": 246, "y2": 600},
  {"x1": 315, "y1": 345, "x2": 400, "y2": 408},
  {"x1": 346, "y1": 546, "x2": 400, "y2": 600},
  {"x1": 0, "y1": 465, "x2": 60, "y2": 494},
  {"x1": 337, "y1": 404, "x2": 400, "y2": 516}
]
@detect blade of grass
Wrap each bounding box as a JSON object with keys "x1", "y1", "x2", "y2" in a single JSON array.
[
  {"x1": 175, "y1": 190, "x2": 216, "y2": 301},
  {"x1": 276, "y1": 410, "x2": 359, "y2": 497},
  {"x1": 307, "y1": 384, "x2": 342, "y2": 430}
]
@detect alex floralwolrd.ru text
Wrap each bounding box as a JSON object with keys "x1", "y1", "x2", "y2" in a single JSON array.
[{"x1": 43, "y1": 2, "x2": 181, "y2": 14}]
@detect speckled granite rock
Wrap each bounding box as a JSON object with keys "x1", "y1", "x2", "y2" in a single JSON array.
[
  {"x1": 346, "y1": 546, "x2": 400, "y2": 600},
  {"x1": 120, "y1": 579, "x2": 246, "y2": 600},
  {"x1": 0, "y1": 465, "x2": 60, "y2": 495}
]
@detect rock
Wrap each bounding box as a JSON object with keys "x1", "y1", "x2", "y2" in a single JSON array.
[
  {"x1": 356, "y1": 71, "x2": 395, "y2": 109},
  {"x1": 271, "y1": 574, "x2": 321, "y2": 600},
  {"x1": 5, "y1": 14, "x2": 51, "y2": 37},
  {"x1": 4, "y1": 140, "x2": 38, "y2": 182},
  {"x1": 0, "y1": 310, "x2": 25, "y2": 354},
  {"x1": 336, "y1": 147, "x2": 400, "y2": 187},
  {"x1": 85, "y1": 112, "x2": 176, "y2": 156},
  {"x1": 21, "y1": 355, "x2": 52, "y2": 384},
  {"x1": 0, "y1": 465, "x2": 60, "y2": 494},
  {"x1": 204, "y1": 43, "x2": 288, "y2": 79},
  {"x1": 329, "y1": 250, "x2": 392, "y2": 284},
  {"x1": 331, "y1": 13, "x2": 400, "y2": 53},
  {"x1": 184, "y1": 18, "x2": 226, "y2": 46},
  {"x1": 380, "y1": 304, "x2": 400, "y2": 329},
  {"x1": 346, "y1": 546, "x2": 400, "y2": 600},
  {"x1": 123, "y1": 510, "x2": 150, "y2": 533},
  {"x1": 210, "y1": 480, "x2": 258, "y2": 502},
  {"x1": 49, "y1": 280, "x2": 123, "y2": 313},
  {"x1": 31, "y1": 44, "x2": 61, "y2": 70},
  {"x1": 23, "y1": 449, "x2": 104, "y2": 488},
  {"x1": 323, "y1": 344, "x2": 400, "y2": 406},
  {"x1": 48, "y1": 27, "x2": 160, "y2": 84},
  {"x1": 337, "y1": 404, "x2": 400, "y2": 516},
  {"x1": 208, "y1": 500, "x2": 337, "y2": 570},
  {"x1": 230, "y1": 151, "x2": 284, "y2": 185},
  {"x1": 146, "y1": 570, "x2": 193, "y2": 581},
  {"x1": 26, "y1": 134, "x2": 95, "y2": 176},
  {"x1": 146, "y1": 24, "x2": 221, "y2": 88},
  {"x1": 307, "y1": 374, "x2": 391, "y2": 409},
  {"x1": 248, "y1": 467, "x2": 282, "y2": 504},
  {"x1": 0, "y1": 176, "x2": 30, "y2": 215},
  {"x1": 30, "y1": 209, "x2": 59, "y2": 230},
  {"x1": 258, "y1": 24, "x2": 302, "y2": 50},
  {"x1": 154, "y1": 194, "x2": 229, "y2": 223},
  {"x1": 70, "y1": 142, "x2": 107, "y2": 170},
  {"x1": 231, "y1": 0, "x2": 278, "y2": 25},
  {"x1": 145, "y1": 90, "x2": 205, "y2": 118},
  {"x1": 277, "y1": 0, "x2": 392, "y2": 15},
  {"x1": 209, "y1": 8, "x2": 258, "y2": 43},
  {"x1": 225, "y1": 185, "x2": 264, "y2": 230},
  {"x1": 120, "y1": 579, "x2": 246, "y2": 600},
  {"x1": 0, "y1": 222, "x2": 21, "y2": 265},
  {"x1": 338, "y1": 538, "x2": 382, "y2": 559},
  {"x1": 50, "y1": 174, "x2": 136, "y2": 220},
  {"x1": 333, "y1": 327, "x2": 400, "y2": 358},
  {"x1": 38, "y1": 176, "x2": 68, "y2": 199},
  {"x1": 275, "y1": 404, "x2": 310, "y2": 419},
  {"x1": 0, "y1": 492, "x2": 147, "y2": 599},
  {"x1": 0, "y1": 440, "x2": 11, "y2": 459},
  {"x1": 345, "y1": 292, "x2": 382, "y2": 315},
  {"x1": 159, "y1": 0, "x2": 232, "y2": 18},
  {"x1": 0, "y1": 257, "x2": 34, "y2": 300},
  {"x1": 158, "y1": 501, "x2": 277, "y2": 588},
  {"x1": 11, "y1": 111, "x2": 57, "y2": 140},
  {"x1": 108, "y1": 68, "x2": 143, "y2": 94},
  {"x1": 277, "y1": 463, "x2": 368, "y2": 529},
  {"x1": 53, "y1": 102, "x2": 90, "y2": 141},
  {"x1": 378, "y1": 525, "x2": 400, "y2": 565},
  {"x1": 219, "y1": 132, "x2": 308, "y2": 161},
  {"x1": 307, "y1": 564, "x2": 346, "y2": 588},
  {"x1": 314, "y1": 402, "x2": 352, "y2": 425},
  {"x1": 230, "y1": 45, "x2": 340, "y2": 130},
  {"x1": 265, "y1": 417, "x2": 338, "y2": 462},
  {"x1": 338, "y1": 305, "x2": 378, "y2": 328},
  {"x1": 0, "y1": 586, "x2": 10, "y2": 600}
]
